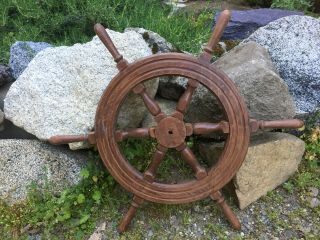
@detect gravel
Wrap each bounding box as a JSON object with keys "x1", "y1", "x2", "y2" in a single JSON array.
[{"x1": 91, "y1": 187, "x2": 319, "y2": 239}]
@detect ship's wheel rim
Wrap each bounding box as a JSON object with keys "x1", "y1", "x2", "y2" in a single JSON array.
[{"x1": 95, "y1": 53, "x2": 250, "y2": 204}]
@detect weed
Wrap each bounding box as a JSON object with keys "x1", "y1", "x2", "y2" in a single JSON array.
[
  {"x1": 283, "y1": 182, "x2": 294, "y2": 193},
  {"x1": 0, "y1": 152, "x2": 121, "y2": 239},
  {"x1": 271, "y1": 0, "x2": 313, "y2": 11}
]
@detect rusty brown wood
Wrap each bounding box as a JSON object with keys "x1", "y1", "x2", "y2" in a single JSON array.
[
  {"x1": 250, "y1": 119, "x2": 304, "y2": 133},
  {"x1": 118, "y1": 195, "x2": 144, "y2": 233},
  {"x1": 155, "y1": 117, "x2": 186, "y2": 148},
  {"x1": 144, "y1": 145, "x2": 167, "y2": 183},
  {"x1": 115, "y1": 128, "x2": 151, "y2": 142},
  {"x1": 49, "y1": 10, "x2": 305, "y2": 233},
  {"x1": 119, "y1": 145, "x2": 167, "y2": 232},
  {"x1": 177, "y1": 143, "x2": 207, "y2": 180},
  {"x1": 48, "y1": 132, "x2": 96, "y2": 145},
  {"x1": 133, "y1": 83, "x2": 163, "y2": 118},
  {"x1": 199, "y1": 10, "x2": 231, "y2": 63},
  {"x1": 176, "y1": 78, "x2": 199, "y2": 115},
  {"x1": 94, "y1": 52, "x2": 250, "y2": 207},
  {"x1": 193, "y1": 121, "x2": 230, "y2": 134},
  {"x1": 94, "y1": 23, "x2": 128, "y2": 71},
  {"x1": 210, "y1": 191, "x2": 241, "y2": 230}
]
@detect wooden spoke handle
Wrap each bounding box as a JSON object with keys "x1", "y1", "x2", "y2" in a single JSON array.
[
  {"x1": 118, "y1": 196, "x2": 144, "y2": 233},
  {"x1": 211, "y1": 191, "x2": 241, "y2": 230},
  {"x1": 200, "y1": 10, "x2": 231, "y2": 62},
  {"x1": 176, "y1": 78, "x2": 198, "y2": 114},
  {"x1": 178, "y1": 143, "x2": 207, "y2": 180},
  {"x1": 250, "y1": 119, "x2": 304, "y2": 132},
  {"x1": 115, "y1": 128, "x2": 151, "y2": 142},
  {"x1": 49, "y1": 132, "x2": 96, "y2": 145},
  {"x1": 94, "y1": 23, "x2": 128, "y2": 70},
  {"x1": 144, "y1": 145, "x2": 167, "y2": 182},
  {"x1": 133, "y1": 84, "x2": 161, "y2": 116},
  {"x1": 193, "y1": 121, "x2": 230, "y2": 134}
]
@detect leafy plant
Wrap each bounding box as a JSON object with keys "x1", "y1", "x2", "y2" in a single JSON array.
[
  {"x1": 0, "y1": 152, "x2": 120, "y2": 239},
  {"x1": 271, "y1": 0, "x2": 313, "y2": 11}
]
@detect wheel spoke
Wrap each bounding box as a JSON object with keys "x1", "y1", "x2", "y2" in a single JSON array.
[
  {"x1": 115, "y1": 128, "x2": 153, "y2": 142},
  {"x1": 193, "y1": 121, "x2": 229, "y2": 135},
  {"x1": 210, "y1": 190, "x2": 241, "y2": 230},
  {"x1": 176, "y1": 143, "x2": 207, "y2": 180},
  {"x1": 144, "y1": 145, "x2": 167, "y2": 182},
  {"x1": 118, "y1": 195, "x2": 144, "y2": 233},
  {"x1": 176, "y1": 78, "x2": 199, "y2": 115},
  {"x1": 49, "y1": 132, "x2": 96, "y2": 145},
  {"x1": 250, "y1": 119, "x2": 304, "y2": 133},
  {"x1": 133, "y1": 83, "x2": 162, "y2": 117}
]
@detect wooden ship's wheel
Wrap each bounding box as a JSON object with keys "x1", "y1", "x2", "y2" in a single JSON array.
[{"x1": 49, "y1": 10, "x2": 304, "y2": 232}]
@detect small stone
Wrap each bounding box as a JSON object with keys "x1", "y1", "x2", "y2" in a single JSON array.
[
  {"x1": 0, "y1": 65, "x2": 14, "y2": 87},
  {"x1": 193, "y1": 205, "x2": 200, "y2": 212},
  {"x1": 147, "y1": 230, "x2": 153, "y2": 237},
  {"x1": 310, "y1": 198, "x2": 320, "y2": 208},
  {"x1": 308, "y1": 187, "x2": 319, "y2": 197},
  {"x1": 88, "y1": 222, "x2": 106, "y2": 240}
]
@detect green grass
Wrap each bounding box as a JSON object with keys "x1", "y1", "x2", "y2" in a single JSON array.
[{"x1": 0, "y1": 0, "x2": 214, "y2": 64}]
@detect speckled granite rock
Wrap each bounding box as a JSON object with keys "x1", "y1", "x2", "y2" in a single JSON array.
[
  {"x1": 9, "y1": 41, "x2": 53, "y2": 79},
  {"x1": 244, "y1": 15, "x2": 320, "y2": 113},
  {"x1": 4, "y1": 29, "x2": 158, "y2": 149},
  {"x1": 200, "y1": 132, "x2": 305, "y2": 209},
  {"x1": 0, "y1": 139, "x2": 88, "y2": 204}
]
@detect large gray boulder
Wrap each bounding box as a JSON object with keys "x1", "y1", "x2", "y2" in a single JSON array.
[
  {"x1": 158, "y1": 42, "x2": 296, "y2": 123},
  {"x1": 9, "y1": 41, "x2": 53, "y2": 79},
  {"x1": 214, "y1": 41, "x2": 295, "y2": 121},
  {"x1": 243, "y1": 15, "x2": 320, "y2": 114},
  {"x1": 4, "y1": 29, "x2": 158, "y2": 149},
  {"x1": 0, "y1": 139, "x2": 88, "y2": 204},
  {"x1": 200, "y1": 132, "x2": 305, "y2": 209}
]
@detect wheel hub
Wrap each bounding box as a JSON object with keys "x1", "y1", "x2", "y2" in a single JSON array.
[{"x1": 155, "y1": 116, "x2": 186, "y2": 148}]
